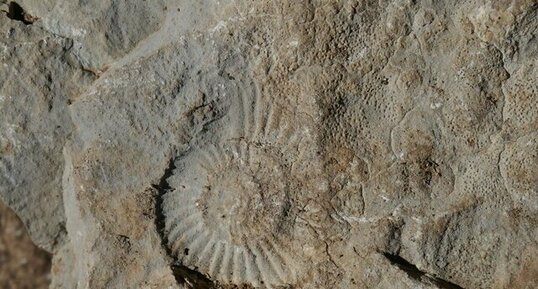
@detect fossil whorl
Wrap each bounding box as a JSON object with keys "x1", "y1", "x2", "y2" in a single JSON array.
[{"x1": 163, "y1": 86, "x2": 315, "y2": 287}]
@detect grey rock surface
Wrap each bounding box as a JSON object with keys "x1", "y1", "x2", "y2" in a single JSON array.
[
  {"x1": 0, "y1": 7, "x2": 90, "y2": 251},
  {"x1": 1, "y1": 0, "x2": 537, "y2": 288}
]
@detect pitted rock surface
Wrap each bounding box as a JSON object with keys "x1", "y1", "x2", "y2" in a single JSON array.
[{"x1": 1, "y1": 1, "x2": 537, "y2": 288}]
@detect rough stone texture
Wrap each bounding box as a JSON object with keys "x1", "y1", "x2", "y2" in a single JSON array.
[
  {"x1": 0, "y1": 200, "x2": 51, "y2": 289},
  {"x1": 1, "y1": 0, "x2": 537, "y2": 288}
]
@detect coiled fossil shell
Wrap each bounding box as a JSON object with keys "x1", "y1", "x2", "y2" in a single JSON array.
[{"x1": 163, "y1": 87, "x2": 314, "y2": 287}]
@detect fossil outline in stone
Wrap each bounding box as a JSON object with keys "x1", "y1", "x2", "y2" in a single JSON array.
[{"x1": 163, "y1": 83, "x2": 305, "y2": 287}]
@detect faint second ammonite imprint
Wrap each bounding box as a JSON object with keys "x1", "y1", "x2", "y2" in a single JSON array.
[{"x1": 163, "y1": 85, "x2": 305, "y2": 287}]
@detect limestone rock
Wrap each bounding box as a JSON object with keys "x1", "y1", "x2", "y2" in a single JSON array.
[{"x1": 1, "y1": 0, "x2": 537, "y2": 288}]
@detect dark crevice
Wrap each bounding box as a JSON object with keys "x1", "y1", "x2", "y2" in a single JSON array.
[
  {"x1": 3, "y1": 2, "x2": 36, "y2": 25},
  {"x1": 151, "y1": 157, "x2": 216, "y2": 289},
  {"x1": 382, "y1": 252, "x2": 464, "y2": 289},
  {"x1": 171, "y1": 265, "x2": 216, "y2": 289},
  {"x1": 151, "y1": 157, "x2": 175, "y2": 252}
]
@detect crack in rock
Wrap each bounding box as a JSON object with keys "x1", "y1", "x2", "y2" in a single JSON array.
[
  {"x1": 152, "y1": 157, "x2": 216, "y2": 288},
  {"x1": 382, "y1": 252, "x2": 464, "y2": 289}
]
